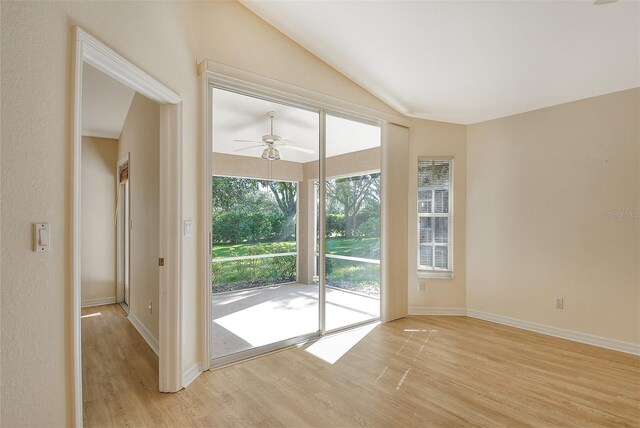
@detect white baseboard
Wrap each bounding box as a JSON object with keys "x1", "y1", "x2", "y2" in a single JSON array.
[
  {"x1": 81, "y1": 296, "x2": 116, "y2": 308},
  {"x1": 127, "y1": 312, "x2": 159, "y2": 356},
  {"x1": 466, "y1": 309, "x2": 640, "y2": 356},
  {"x1": 182, "y1": 362, "x2": 202, "y2": 388},
  {"x1": 409, "y1": 307, "x2": 466, "y2": 316}
]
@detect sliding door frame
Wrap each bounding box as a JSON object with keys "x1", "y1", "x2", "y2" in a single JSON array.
[{"x1": 200, "y1": 60, "x2": 409, "y2": 368}]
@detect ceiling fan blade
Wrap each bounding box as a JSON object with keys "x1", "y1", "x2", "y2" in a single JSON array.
[
  {"x1": 280, "y1": 143, "x2": 315, "y2": 154},
  {"x1": 233, "y1": 145, "x2": 264, "y2": 153},
  {"x1": 234, "y1": 139, "x2": 263, "y2": 144}
]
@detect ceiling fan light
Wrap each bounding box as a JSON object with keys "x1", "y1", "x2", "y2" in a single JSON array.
[
  {"x1": 274, "y1": 148, "x2": 281, "y2": 160},
  {"x1": 261, "y1": 148, "x2": 269, "y2": 159}
]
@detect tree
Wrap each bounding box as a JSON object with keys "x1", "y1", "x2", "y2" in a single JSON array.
[
  {"x1": 259, "y1": 180, "x2": 297, "y2": 241},
  {"x1": 212, "y1": 177, "x2": 258, "y2": 212},
  {"x1": 326, "y1": 173, "x2": 379, "y2": 238},
  {"x1": 259, "y1": 181, "x2": 297, "y2": 217}
]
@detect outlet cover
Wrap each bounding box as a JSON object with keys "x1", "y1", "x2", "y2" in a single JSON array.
[{"x1": 554, "y1": 297, "x2": 564, "y2": 309}]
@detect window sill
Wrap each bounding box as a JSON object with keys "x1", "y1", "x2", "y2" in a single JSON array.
[{"x1": 417, "y1": 270, "x2": 453, "y2": 280}]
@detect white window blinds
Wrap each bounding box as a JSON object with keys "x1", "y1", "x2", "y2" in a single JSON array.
[{"x1": 417, "y1": 159, "x2": 453, "y2": 273}]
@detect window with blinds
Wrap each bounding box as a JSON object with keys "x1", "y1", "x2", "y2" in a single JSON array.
[{"x1": 418, "y1": 159, "x2": 453, "y2": 274}]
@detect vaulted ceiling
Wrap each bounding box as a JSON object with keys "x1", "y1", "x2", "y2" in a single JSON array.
[{"x1": 242, "y1": 1, "x2": 640, "y2": 124}]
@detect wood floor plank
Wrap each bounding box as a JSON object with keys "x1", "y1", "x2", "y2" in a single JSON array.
[{"x1": 82, "y1": 306, "x2": 640, "y2": 427}]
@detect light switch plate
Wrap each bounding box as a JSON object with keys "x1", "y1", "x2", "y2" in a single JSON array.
[
  {"x1": 34, "y1": 222, "x2": 50, "y2": 252},
  {"x1": 183, "y1": 220, "x2": 193, "y2": 237}
]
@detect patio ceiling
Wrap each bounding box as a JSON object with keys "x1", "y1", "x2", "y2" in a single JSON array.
[{"x1": 212, "y1": 88, "x2": 380, "y2": 164}]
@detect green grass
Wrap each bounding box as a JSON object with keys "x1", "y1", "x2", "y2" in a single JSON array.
[
  {"x1": 325, "y1": 237, "x2": 379, "y2": 259},
  {"x1": 213, "y1": 237, "x2": 379, "y2": 259},
  {"x1": 212, "y1": 237, "x2": 380, "y2": 295}
]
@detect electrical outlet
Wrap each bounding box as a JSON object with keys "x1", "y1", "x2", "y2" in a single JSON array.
[
  {"x1": 418, "y1": 282, "x2": 425, "y2": 292},
  {"x1": 148, "y1": 300, "x2": 153, "y2": 314},
  {"x1": 554, "y1": 297, "x2": 564, "y2": 309}
]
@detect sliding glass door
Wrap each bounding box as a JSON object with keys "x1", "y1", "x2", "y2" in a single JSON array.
[
  {"x1": 209, "y1": 87, "x2": 381, "y2": 365},
  {"x1": 323, "y1": 114, "x2": 381, "y2": 331},
  {"x1": 210, "y1": 88, "x2": 320, "y2": 363}
]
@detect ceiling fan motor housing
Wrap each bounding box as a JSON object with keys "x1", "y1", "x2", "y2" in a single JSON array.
[{"x1": 263, "y1": 134, "x2": 281, "y2": 143}]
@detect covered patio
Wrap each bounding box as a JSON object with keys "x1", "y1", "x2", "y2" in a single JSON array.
[{"x1": 212, "y1": 283, "x2": 380, "y2": 359}]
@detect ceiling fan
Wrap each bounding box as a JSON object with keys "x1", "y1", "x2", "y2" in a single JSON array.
[{"x1": 233, "y1": 111, "x2": 315, "y2": 160}]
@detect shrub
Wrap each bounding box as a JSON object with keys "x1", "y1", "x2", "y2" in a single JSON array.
[
  {"x1": 213, "y1": 211, "x2": 292, "y2": 244},
  {"x1": 326, "y1": 214, "x2": 345, "y2": 237},
  {"x1": 354, "y1": 217, "x2": 380, "y2": 238}
]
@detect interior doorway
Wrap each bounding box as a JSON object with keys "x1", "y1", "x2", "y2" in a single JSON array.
[
  {"x1": 116, "y1": 154, "x2": 130, "y2": 309},
  {"x1": 72, "y1": 27, "x2": 184, "y2": 425}
]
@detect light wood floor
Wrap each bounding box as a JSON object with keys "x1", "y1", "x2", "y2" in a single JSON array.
[{"x1": 82, "y1": 304, "x2": 640, "y2": 427}]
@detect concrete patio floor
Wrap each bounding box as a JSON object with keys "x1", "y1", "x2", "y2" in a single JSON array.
[{"x1": 211, "y1": 283, "x2": 380, "y2": 359}]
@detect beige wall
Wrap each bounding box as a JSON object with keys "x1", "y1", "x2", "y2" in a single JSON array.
[
  {"x1": 467, "y1": 88, "x2": 640, "y2": 344},
  {"x1": 0, "y1": 1, "x2": 403, "y2": 425},
  {"x1": 407, "y1": 119, "x2": 467, "y2": 310},
  {"x1": 303, "y1": 147, "x2": 381, "y2": 180},
  {"x1": 81, "y1": 137, "x2": 118, "y2": 305},
  {"x1": 119, "y1": 93, "x2": 160, "y2": 340},
  {"x1": 6, "y1": 1, "x2": 633, "y2": 426},
  {"x1": 213, "y1": 152, "x2": 303, "y2": 181},
  {"x1": 381, "y1": 124, "x2": 410, "y2": 321}
]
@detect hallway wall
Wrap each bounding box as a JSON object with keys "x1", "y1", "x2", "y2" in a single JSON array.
[
  {"x1": 118, "y1": 93, "x2": 160, "y2": 341},
  {"x1": 81, "y1": 137, "x2": 118, "y2": 306}
]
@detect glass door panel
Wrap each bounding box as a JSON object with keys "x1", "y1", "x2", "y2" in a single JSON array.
[
  {"x1": 323, "y1": 114, "x2": 381, "y2": 331},
  {"x1": 210, "y1": 87, "x2": 320, "y2": 362}
]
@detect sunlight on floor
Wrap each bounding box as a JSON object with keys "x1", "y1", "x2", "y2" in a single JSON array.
[
  {"x1": 305, "y1": 322, "x2": 378, "y2": 364},
  {"x1": 212, "y1": 283, "x2": 379, "y2": 358},
  {"x1": 81, "y1": 312, "x2": 101, "y2": 319},
  {"x1": 215, "y1": 295, "x2": 318, "y2": 347}
]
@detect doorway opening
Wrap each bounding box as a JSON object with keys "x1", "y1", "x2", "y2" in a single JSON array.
[
  {"x1": 72, "y1": 27, "x2": 183, "y2": 425},
  {"x1": 116, "y1": 155, "x2": 130, "y2": 309},
  {"x1": 207, "y1": 87, "x2": 382, "y2": 366}
]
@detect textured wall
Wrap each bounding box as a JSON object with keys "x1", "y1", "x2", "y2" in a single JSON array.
[
  {"x1": 467, "y1": 89, "x2": 639, "y2": 344},
  {"x1": 81, "y1": 137, "x2": 118, "y2": 305},
  {"x1": 0, "y1": 1, "x2": 402, "y2": 425},
  {"x1": 407, "y1": 119, "x2": 467, "y2": 310},
  {"x1": 0, "y1": 2, "x2": 198, "y2": 426},
  {"x1": 118, "y1": 93, "x2": 160, "y2": 339}
]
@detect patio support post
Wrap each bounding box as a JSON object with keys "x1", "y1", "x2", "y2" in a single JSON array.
[{"x1": 297, "y1": 178, "x2": 317, "y2": 285}]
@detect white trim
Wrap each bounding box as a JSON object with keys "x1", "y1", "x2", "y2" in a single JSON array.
[
  {"x1": 417, "y1": 270, "x2": 453, "y2": 280},
  {"x1": 408, "y1": 307, "x2": 466, "y2": 316},
  {"x1": 182, "y1": 362, "x2": 203, "y2": 388},
  {"x1": 199, "y1": 60, "x2": 409, "y2": 127},
  {"x1": 318, "y1": 111, "x2": 327, "y2": 334},
  {"x1": 466, "y1": 310, "x2": 640, "y2": 356},
  {"x1": 127, "y1": 312, "x2": 160, "y2": 356},
  {"x1": 72, "y1": 26, "x2": 183, "y2": 426},
  {"x1": 81, "y1": 297, "x2": 117, "y2": 308},
  {"x1": 201, "y1": 74, "x2": 213, "y2": 368},
  {"x1": 158, "y1": 102, "x2": 183, "y2": 393}
]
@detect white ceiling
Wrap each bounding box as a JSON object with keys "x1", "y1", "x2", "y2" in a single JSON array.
[
  {"x1": 213, "y1": 88, "x2": 380, "y2": 163},
  {"x1": 82, "y1": 64, "x2": 135, "y2": 139},
  {"x1": 242, "y1": 0, "x2": 640, "y2": 124}
]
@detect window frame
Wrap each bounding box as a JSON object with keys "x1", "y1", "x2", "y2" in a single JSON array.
[{"x1": 417, "y1": 157, "x2": 454, "y2": 279}]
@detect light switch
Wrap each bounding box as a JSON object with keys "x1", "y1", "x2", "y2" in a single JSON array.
[
  {"x1": 34, "y1": 223, "x2": 50, "y2": 252},
  {"x1": 183, "y1": 220, "x2": 193, "y2": 237}
]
